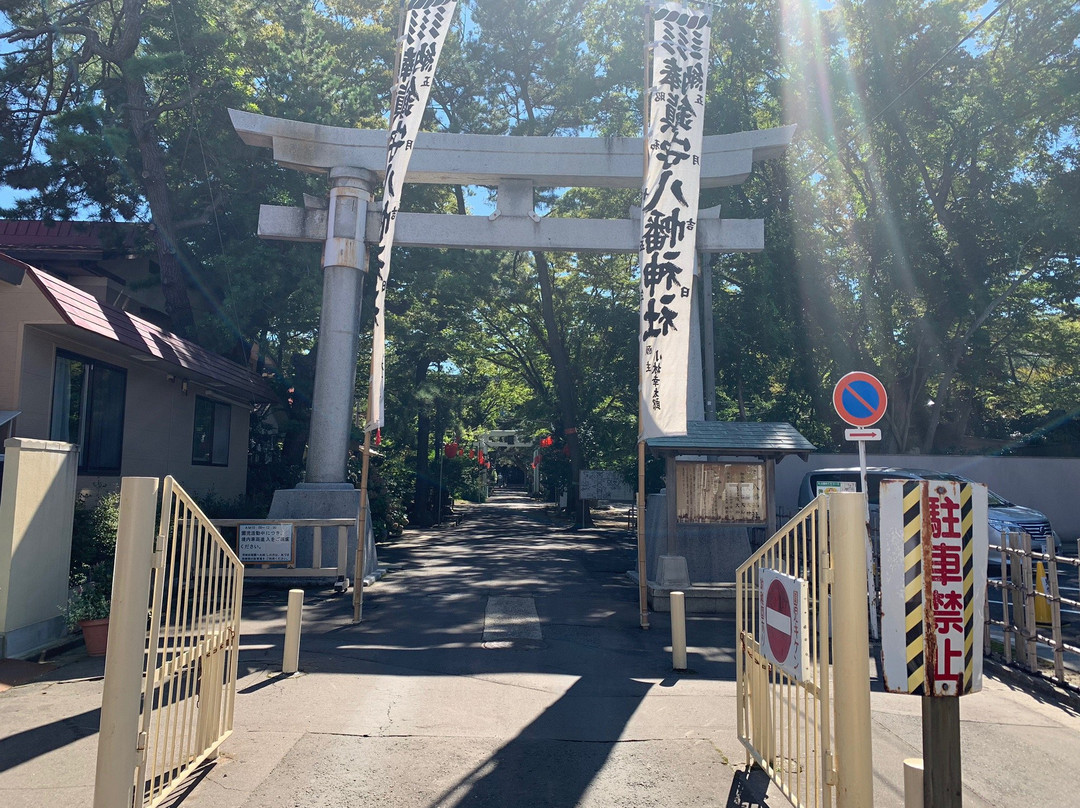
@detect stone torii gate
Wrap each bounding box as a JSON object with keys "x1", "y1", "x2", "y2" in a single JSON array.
[{"x1": 229, "y1": 108, "x2": 794, "y2": 581}]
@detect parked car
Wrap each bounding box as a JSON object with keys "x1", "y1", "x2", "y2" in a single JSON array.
[{"x1": 797, "y1": 467, "x2": 1057, "y2": 556}]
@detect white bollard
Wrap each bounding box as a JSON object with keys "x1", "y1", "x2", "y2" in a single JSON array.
[
  {"x1": 671, "y1": 590, "x2": 687, "y2": 671},
  {"x1": 904, "y1": 758, "x2": 924, "y2": 808},
  {"x1": 283, "y1": 589, "x2": 304, "y2": 674}
]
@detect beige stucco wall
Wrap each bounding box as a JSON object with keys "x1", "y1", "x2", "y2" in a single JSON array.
[
  {"x1": 0, "y1": 438, "x2": 78, "y2": 658},
  {"x1": 15, "y1": 326, "x2": 57, "y2": 438},
  {"x1": 116, "y1": 372, "x2": 249, "y2": 501},
  {"x1": 1, "y1": 288, "x2": 250, "y2": 502},
  {"x1": 0, "y1": 275, "x2": 63, "y2": 415}
]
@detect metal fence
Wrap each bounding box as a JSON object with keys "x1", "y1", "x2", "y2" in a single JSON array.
[
  {"x1": 737, "y1": 496, "x2": 834, "y2": 808},
  {"x1": 736, "y1": 493, "x2": 875, "y2": 808},
  {"x1": 985, "y1": 531, "x2": 1080, "y2": 688},
  {"x1": 94, "y1": 476, "x2": 244, "y2": 808}
]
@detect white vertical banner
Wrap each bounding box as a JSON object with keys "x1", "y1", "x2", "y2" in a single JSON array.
[
  {"x1": 638, "y1": 3, "x2": 711, "y2": 439},
  {"x1": 369, "y1": 0, "x2": 458, "y2": 432}
]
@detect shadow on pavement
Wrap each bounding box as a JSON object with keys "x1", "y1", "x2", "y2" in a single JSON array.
[
  {"x1": 226, "y1": 490, "x2": 742, "y2": 806},
  {"x1": 427, "y1": 675, "x2": 653, "y2": 807},
  {"x1": 725, "y1": 766, "x2": 774, "y2": 807},
  {"x1": 0, "y1": 707, "x2": 100, "y2": 773}
]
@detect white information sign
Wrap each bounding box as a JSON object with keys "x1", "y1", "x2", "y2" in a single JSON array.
[
  {"x1": 238, "y1": 523, "x2": 294, "y2": 564},
  {"x1": 815, "y1": 479, "x2": 858, "y2": 497},
  {"x1": 759, "y1": 568, "x2": 811, "y2": 682},
  {"x1": 579, "y1": 470, "x2": 634, "y2": 502},
  {"x1": 880, "y1": 480, "x2": 987, "y2": 696}
]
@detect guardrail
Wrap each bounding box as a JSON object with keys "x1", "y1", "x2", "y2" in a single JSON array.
[{"x1": 985, "y1": 531, "x2": 1080, "y2": 689}]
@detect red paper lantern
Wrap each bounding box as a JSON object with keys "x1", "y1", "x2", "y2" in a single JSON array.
[
  {"x1": 444, "y1": 442, "x2": 459, "y2": 458},
  {"x1": 540, "y1": 435, "x2": 553, "y2": 448},
  {"x1": 469, "y1": 449, "x2": 476, "y2": 460}
]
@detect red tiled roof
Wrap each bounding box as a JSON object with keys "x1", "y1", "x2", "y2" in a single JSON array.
[
  {"x1": 0, "y1": 220, "x2": 137, "y2": 252},
  {"x1": 1, "y1": 252, "x2": 273, "y2": 403}
]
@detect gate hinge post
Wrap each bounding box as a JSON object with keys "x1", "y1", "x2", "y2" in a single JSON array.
[
  {"x1": 824, "y1": 752, "x2": 838, "y2": 785},
  {"x1": 822, "y1": 558, "x2": 834, "y2": 585}
]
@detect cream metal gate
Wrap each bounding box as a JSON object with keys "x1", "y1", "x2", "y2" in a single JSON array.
[
  {"x1": 94, "y1": 477, "x2": 244, "y2": 808},
  {"x1": 736, "y1": 492, "x2": 873, "y2": 808}
]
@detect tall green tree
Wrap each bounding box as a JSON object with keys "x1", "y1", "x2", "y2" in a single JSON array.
[{"x1": 788, "y1": 0, "x2": 1080, "y2": 451}]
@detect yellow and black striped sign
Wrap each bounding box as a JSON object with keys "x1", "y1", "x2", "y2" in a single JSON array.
[
  {"x1": 902, "y1": 481, "x2": 925, "y2": 694},
  {"x1": 880, "y1": 479, "x2": 987, "y2": 696}
]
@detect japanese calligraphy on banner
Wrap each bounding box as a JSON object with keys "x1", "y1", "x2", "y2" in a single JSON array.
[
  {"x1": 369, "y1": 0, "x2": 457, "y2": 431},
  {"x1": 638, "y1": 2, "x2": 711, "y2": 439},
  {"x1": 879, "y1": 479, "x2": 988, "y2": 696}
]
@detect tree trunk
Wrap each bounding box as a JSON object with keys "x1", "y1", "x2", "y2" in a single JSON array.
[
  {"x1": 532, "y1": 250, "x2": 590, "y2": 526},
  {"x1": 412, "y1": 358, "x2": 434, "y2": 527},
  {"x1": 123, "y1": 73, "x2": 197, "y2": 338},
  {"x1": 432, "y1": 398, "x2": 449, "y2": 520}
]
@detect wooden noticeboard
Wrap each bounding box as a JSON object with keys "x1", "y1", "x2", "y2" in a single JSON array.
[
  {"x1": 675, "y1": 461, "x2": 766, "y2": 524},
  {"x1": 238, "y1": 523, "x2": 295, "y2": 565}
]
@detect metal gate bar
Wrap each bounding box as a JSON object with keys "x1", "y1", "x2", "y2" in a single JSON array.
[
  {"x1": 737, "y1": 495, "x2": 832, "y2": 808},
  {"x1": 93, "y1": 476, "x2": 243, "y2": 808},
  {"x1": 138, "y1": 476, "x2": 244, "y2": 807},
  {"x1": 736, "y1": 492, "x2": 873, "y2": 808}
]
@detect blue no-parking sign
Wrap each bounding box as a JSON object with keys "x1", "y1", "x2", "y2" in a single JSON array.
[{"x1": 832, "y1": 371, "x2": 888, "y2": 428}]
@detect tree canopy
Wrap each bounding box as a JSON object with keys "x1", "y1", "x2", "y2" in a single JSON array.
[{"x1": 2, "y1": 0, "x2": 1077, "y2": 526}]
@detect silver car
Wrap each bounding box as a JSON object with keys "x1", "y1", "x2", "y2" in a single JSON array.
[{"x1": 797, "y1": 467, "x2": 1057, "y2": 555}]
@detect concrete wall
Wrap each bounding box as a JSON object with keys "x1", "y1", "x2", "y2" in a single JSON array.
[
  {"x1": 0, "y1": 438, "x2": 79, "y2": 658},
  {"x1": 775, "y1": 453, "x2": 1080, "y2": 542}
]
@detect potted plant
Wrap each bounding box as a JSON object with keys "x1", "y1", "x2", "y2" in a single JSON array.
[
  {"x1": 66, "y1": 561, "x2": 113, "y2": 656},
  {"x1": 66, "y1": 490, "x2": 119, "y2": 657}
]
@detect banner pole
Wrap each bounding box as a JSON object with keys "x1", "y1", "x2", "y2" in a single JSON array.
[
  {"x1": 353, "y1": 408, "x2": 373, "y2": 624},
  {"x1": 637, "y1": 439, "x2": 649, "y2": 629},
  {"x1": 635, "y1": 2, "x2": 655, "y2": 631}
]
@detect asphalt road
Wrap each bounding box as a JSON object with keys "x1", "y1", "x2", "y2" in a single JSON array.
[{"x1": 5, "y1": 490, "x2": 1080, "y2": 807}]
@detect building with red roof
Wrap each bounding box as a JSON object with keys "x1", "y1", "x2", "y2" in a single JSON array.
[{"x1": 0, "y1": 223, "x2": 273, "y2": 500}]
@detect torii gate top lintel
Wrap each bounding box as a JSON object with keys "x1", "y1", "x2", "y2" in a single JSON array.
[{"x1": 229, "y1": 109, "x2": 794, "y2": 190}]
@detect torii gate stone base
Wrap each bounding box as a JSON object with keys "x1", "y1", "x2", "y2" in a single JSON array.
[{"x1": 230, "y1": 109, "x2": 794, "y2": 592}]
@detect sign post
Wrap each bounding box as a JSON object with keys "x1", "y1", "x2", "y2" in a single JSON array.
[
  {"x1": 879, "y1": 479, "x2": 988, "y2": 807},
  {"x1": 832, "y1": 371, "x2": 888, "y2": 639}
]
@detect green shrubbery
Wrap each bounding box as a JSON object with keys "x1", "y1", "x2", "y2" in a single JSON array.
[
  {"x1": 70, "y1": 490, "x2": 119, "y2": 585},
  {"x1": 67, "y1": 491, "x2": 120, "y2": 628}
]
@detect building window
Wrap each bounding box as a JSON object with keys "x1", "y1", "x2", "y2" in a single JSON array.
[
  {"x1": 192, "y1": 396, "x2": 231, "y2": 466},
  {"x1": 50, "y1": 350, "x2": 126, "y2": 474}
]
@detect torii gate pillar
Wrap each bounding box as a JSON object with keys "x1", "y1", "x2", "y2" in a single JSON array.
[
  {"x1": 267, "y1": 167, "x2": 379, "y2": 585},
  {"x1": 303, "y1": 167, "x2": 375, "y2": 488}
]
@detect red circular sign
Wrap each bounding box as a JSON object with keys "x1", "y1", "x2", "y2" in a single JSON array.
[
  {"x1": 833, "y1": 371, "x2": 888, "y2": 428},
  {"x1": 765, "y1": 580, "x2": 792, "y2": 662}
]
